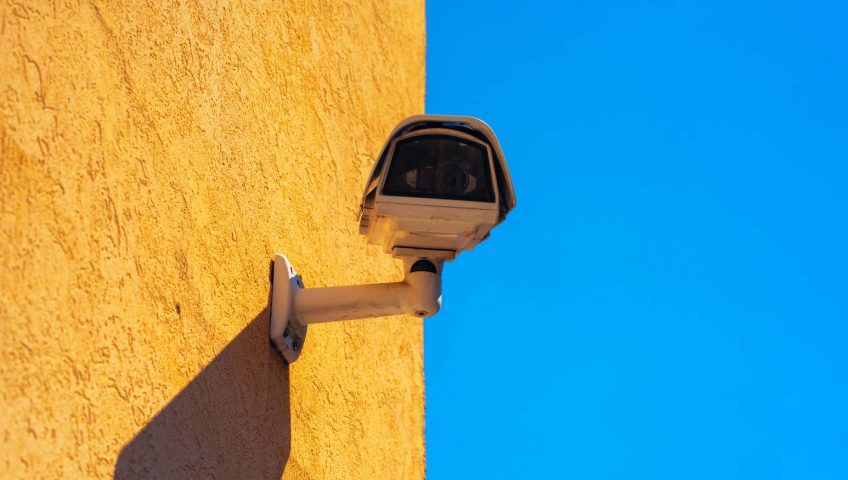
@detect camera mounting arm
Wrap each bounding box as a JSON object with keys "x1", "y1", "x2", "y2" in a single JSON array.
[{"x1": 269, "y1": 254, "x2": 442, "y2": 363}]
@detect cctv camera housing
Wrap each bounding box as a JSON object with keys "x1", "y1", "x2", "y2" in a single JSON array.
[
  {"x1": 271, "y1": 114, "x2": 516, "y2": 363},
  {"x1": 359, "y1": 115, "x2": 516, "y2": 260}
]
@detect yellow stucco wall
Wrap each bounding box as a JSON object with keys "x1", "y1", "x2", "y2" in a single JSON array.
[{"x1": 0, "y1": 1, "x2": 425, "y2": 478}]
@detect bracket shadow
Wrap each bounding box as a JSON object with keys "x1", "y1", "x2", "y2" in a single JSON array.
[{"x1": 114, "y1": 305, "x2": 291, "y2": 479}]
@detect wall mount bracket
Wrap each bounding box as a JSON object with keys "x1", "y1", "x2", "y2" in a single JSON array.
[
  {"x1": 269, "y1": 254, "x2": 308, "y2": 364},
  {"x1": 269, "y1": 253, "x2": 442, "y2": 364}
]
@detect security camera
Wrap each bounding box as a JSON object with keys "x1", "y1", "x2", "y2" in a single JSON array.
[
  {"x1": 359, "y1": 115, "x2": 516, "y2": 261},
  {"x1": 270, "y1": 115, "x2": 516, "y2": 363}
]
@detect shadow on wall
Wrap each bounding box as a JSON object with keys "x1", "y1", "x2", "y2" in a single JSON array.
[{"x1": 114, "y1": 303, "x2": 291, "y2": 479}]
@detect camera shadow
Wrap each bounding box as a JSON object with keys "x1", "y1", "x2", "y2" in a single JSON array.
[{"x1": 114, "y1": 304, "x2": 291, "y2": 479}]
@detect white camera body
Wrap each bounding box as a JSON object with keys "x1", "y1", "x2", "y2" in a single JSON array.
[{"x1": 359, "y1": 115, "x2": 516, "y2": 260}]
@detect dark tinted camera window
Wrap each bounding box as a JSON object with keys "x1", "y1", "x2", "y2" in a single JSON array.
[{"x1": 382, "y1": 135, "x2": 495, "y2": 202}]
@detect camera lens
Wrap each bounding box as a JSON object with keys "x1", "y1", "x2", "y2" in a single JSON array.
[
  {"x1": 434, "y1": 162, "x2": 468, "y2": 195},
  {"x1": 382, "y1": 134, "x2": 495, "y2": 202}
]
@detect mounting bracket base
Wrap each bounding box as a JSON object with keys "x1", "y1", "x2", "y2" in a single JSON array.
[{"x1": 269, "y1": 254, "x2": 307, "y2": 363}]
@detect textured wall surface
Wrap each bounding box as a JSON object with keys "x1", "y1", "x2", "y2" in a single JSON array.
[{"x1": 0, "y1": 1, "x2": 425, "y2": 478}]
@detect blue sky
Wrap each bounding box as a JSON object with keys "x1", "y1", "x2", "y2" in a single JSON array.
[{"x1": 424, "y1": 1, "x2": 848, "y2": 478}]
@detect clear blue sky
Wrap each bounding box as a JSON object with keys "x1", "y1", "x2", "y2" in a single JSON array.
[{"x1": 424, "y1": 1, "x2": 848, "y2": 478}]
